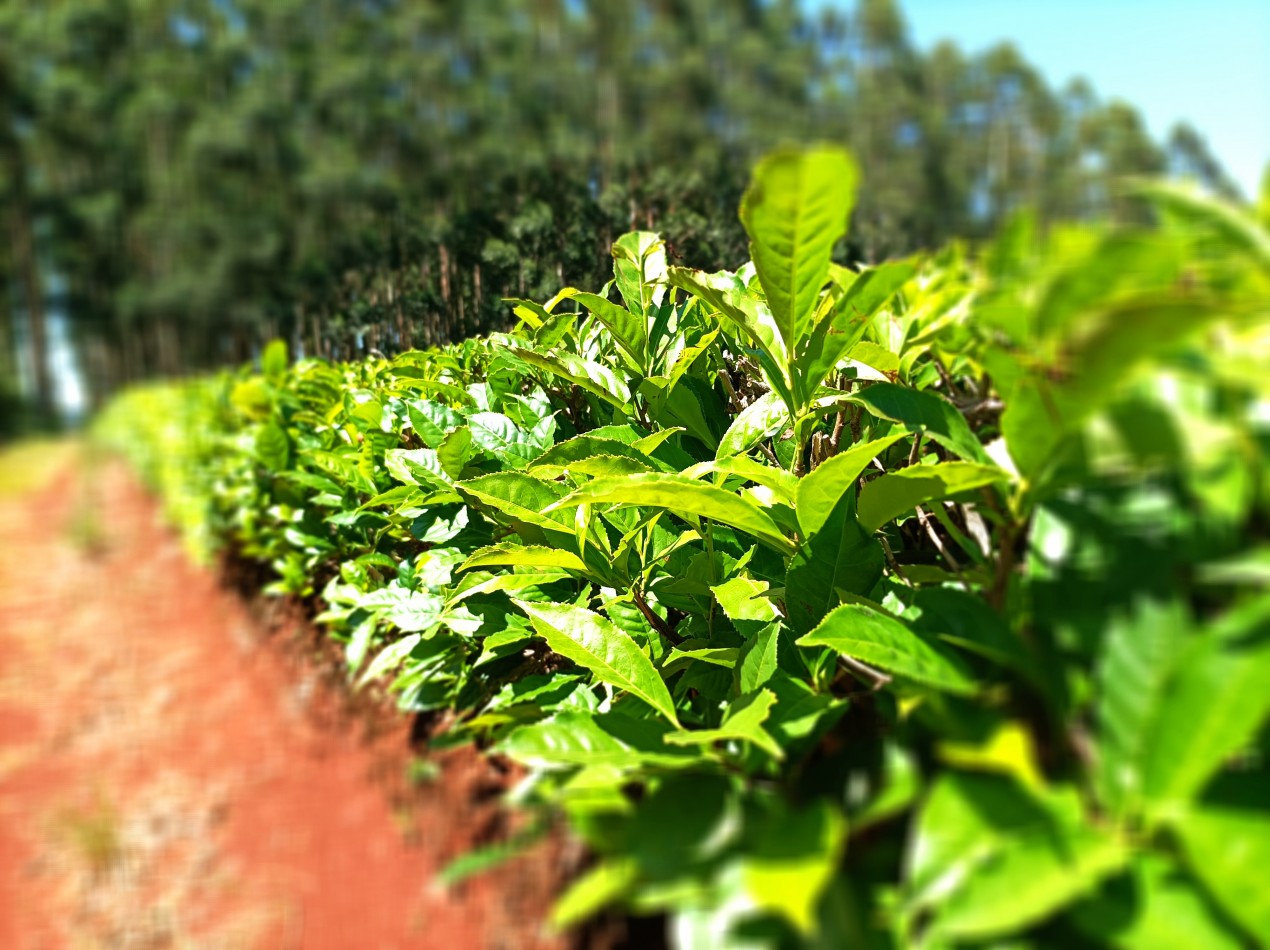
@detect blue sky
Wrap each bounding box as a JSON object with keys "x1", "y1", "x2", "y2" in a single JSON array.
[{"x1": 813, "y1": 0, "x2": 1269, "y2": 199}]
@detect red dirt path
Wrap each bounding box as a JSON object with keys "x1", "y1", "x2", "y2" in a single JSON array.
[{"x1": 0, "y1": 458, "x2": 562, "y2": 949}]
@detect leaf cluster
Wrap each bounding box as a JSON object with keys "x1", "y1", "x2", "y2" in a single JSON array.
[{"x1": 95, "y1": 149, "x2": 1270, "y2": 948}]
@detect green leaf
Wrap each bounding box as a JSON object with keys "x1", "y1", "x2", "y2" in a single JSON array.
[
  {"x1": 448, "y1": 569, "x2": 571, "y2": 604},
  {"x1": 712, "y1": 576, "x2": 782, "y2": 629},
  {"x1": 467, "y1": 411, "x2": 540, "y2": 467},
  {"x1": 797, "y1": 603, "x2": 975, "y2": 694},
  {"x1": 1033, "y1": 233, "x2": 1168, "y2": 337},
  {"x1": 1095, "y1": 599, "x2": 1190, "y2": 816},
  {"x1": 407, "y1": 400, "x2": 463, "y2": 448},
  {"x1": 637, "y1": 375, "x2": 724, "y2": 449},
  {"x1": 359, "y1": 485, "x2": 418, "y2": 511},
  {"x1": 742, "y1": 800, "x2": 848, "y2": 935},
  {"x1": 358, "y1": 634, "x2": 423, "y2": 686},
  {"x1": 529, "y1": 435, "x2": 662, "y2": 478},
  {"x1": 1133, "y1": 178, "x2": 1270, "y2": 274},
  {"x1": 384, "y1": 448, "x2": 451, "y2": 489},
  {"x1": 796, "y1": 433, "x2": 906, "y2": 537},
  {"x1": 612, "y1": 230, "x2": 667, "y2": 318},
  {"x1": 785, "y1": 492, "x2": 883, "y2": 635},
  {"x1": 715, "y1": 391, "x2": 790, "y2": 460},
  {"x1": 847, "y1": 341, "x2": 900, "y2": 377},
  {"x1": 931, "y1": 824, "x2": 1126, "y2": 942},
  {"x1": 509, "y1": 346, "x2": 631, "y2": 408},
  {"x1": 665, "y1": 267, "x2": 785, "y2": 374},
  {"x1": 455, "y1": 472, "x2": 572, "y2": 533},
  {"x1": 344, "y1": 615, "x2": 378, "y2": 676},
  {"x1": 260, "y1": 338, "x2": 288, "y2": 379},
  {"x1": 436, "y1": 425, "x2": 474, "y2": 479},
  {"x1": 1197, "y1": 547, "x2": 1270, "y2": 587},
  {"x1": 505, "y1": 297, "x2": 553, "y2": 329},
  {"x1": 683, "y1": 455, "x2": 798, "y2": 506},
  {"x1": 459, "y1": 543, "x2": 590, "y2": 574},
  {"x1": 765, "y1": 674, "x2": 848, "y2": 754},
  {"x1": 255, "y1": 420, "x2": 290, "y2": 471},
  {"x1": 437, "y1": 821, "x2": 550, "y2": 890},
  {"x1": 663, "y1": 645, "x2": 740, "y2": 673},
  {"x1": 514, "y1": 600, "x2": 679, "y2": 725},
  {"x1": 1142, "y1": 636, "x2": 1270, "y2": 811},
  {"x1": 856, "y1": 462, "x2": 1006, "y2": 533},
  {"x1": 849, "y1": 383, "x2": 987, "y2": 462},
  {"x1": 550, "y1": 858, "x2": 639, "y2": 930},
  {"x1": 632, "y1": 427, "x2": 683, "y2": 456},
  {"x1": 562, "y1": 288, "x2": 646, "y2": 370},
  {"x1": 799, "y1": 260, "x2": 915, "y2": 388},
  {"x1": 360, "y1": 586, "x2": 480, "y2": 635},
  {"x1": 1002, "y1": 296, "x2": 1224, "y2": 483},
  {"x1": 1070, "y1": 854, "x2": 1245, "y2": 950},
  {"x1": 624, "y1": 774, "x2": 735, "y2": 881},
  {"x1": 393, "y1": 377, "x2": 473, "y2": 405},
  {"x1": 665, "y1": 688, "x2": 783, "y2": 759},
  {"x1": 906, "y1": 774, "x2": 1126, "y2": 942},
  {"x1": 906, "y1": 772, "x2": 1044, "y2": 906},
  {"x1": 1176, "y1": 804, "x2": 1270, "y2": 945},
  {"x1": 737, "y1": 623, "x2": 781, "y2": 693},
  {"x1": 550, "y1": 473, "x2": 795, "y2": 556},
  {"x1": 497, "y1": 710, "x2": 700, "y2": 771},
  {"x1": 910, "y1": 586, "x2": 1038, "y2": 684},
  {"x1": 740, "y1": 146, "x2": 859, "y2": 358}
]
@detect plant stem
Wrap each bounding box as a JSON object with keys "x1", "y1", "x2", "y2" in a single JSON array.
[
  {"x1": 633, "y1": 588, "x2": 683, "y2": 646},
  {"x1": 838, "y1": 655, "x2": 892, "y2": 690}
]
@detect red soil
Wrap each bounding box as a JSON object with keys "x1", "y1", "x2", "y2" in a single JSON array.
[{"x1": 0, "y1": 459, "x2": 565, "y2": 949}]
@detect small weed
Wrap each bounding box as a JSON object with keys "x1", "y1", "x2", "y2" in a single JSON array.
[
  {"x1": 406, "y1": 758, "x2": 440, "y2": 787},
  {"x1": 56, "y1": 796, "x2": 123, "y2": 879},
  {"x1": 67, "y1": 503, "x2": 107, "y2": 554}
]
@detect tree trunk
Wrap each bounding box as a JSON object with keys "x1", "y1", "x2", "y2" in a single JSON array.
[
  {"x1": 0, "y1": 288, "x2": 18, "y2": 400},
  {"x1": 439, "y1": 243, "x2": 452, "y2": 327},
  {"x1": 9, "y1": 195, "x2": 53, "y2": 420}
]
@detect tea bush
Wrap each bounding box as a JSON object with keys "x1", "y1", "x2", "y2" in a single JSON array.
[{"x1": 97, "y1": 148, "x2": 1270, "y2": 948}]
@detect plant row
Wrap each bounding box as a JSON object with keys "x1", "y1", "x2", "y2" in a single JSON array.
[{"x1": 96, "y1": 148, "x2": 1270, "y2": 949}]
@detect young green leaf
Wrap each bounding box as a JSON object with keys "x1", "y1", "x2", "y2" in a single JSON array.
[
  {"x1": 549, "y1": 858, "x2": 640, "y2": 931},
  {"x1": 528, "y1": 435, "x2": 663, "y2": 477},
  {"x1": 664, "y1": 688, "x2": 784, "y2": 759},
  {"x1": 715, "y1": 391, "x2": 790, "y2": 460},
  {"x1": 454, "y1": 472, "x2": 572, "y2": 533},
  {"x1": 560, "y1": 289, "x2": 646, "y2": 370},
  {"x1": 497, "y1": 710, "x2": 699, "y2": 771},
  {"x1": 508, "y1": 346, "x2": 631, "y2": 408},
  {"x1": 514, "y1": 600, "x2": 680, "y2": 725},
  {"x1": 856, "y1": 462, "x2": 1006, "y2": 533},
  {"x1": 740, "y1": 146, "x2": 859, "y2": 358},
  {"x1": 796, "y1": 432, "x2": 906, "y2": 537},
  {"x1": 612, "y1": 231, "x2": 667, "y2": 318},
  {"x1": 849, "y1": 382, "x2": 987, "y2": 462},
  {"x1": 459, "y1": 543, "x2": 590, "y2": 574},
  {"x1": 798, "y1": 260, "x2": 915, "y2": 388},
  {"x1": 797, "y1": 602, "x2": 976, "y2": 694},
  {"x1": 549, "y1": 473, "x2": 796, "y2": 556},
  {"x1": 255, "y1": 420, "x2": 290, "y2": 471}
]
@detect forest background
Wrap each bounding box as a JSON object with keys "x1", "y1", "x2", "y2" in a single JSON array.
[{"x1": 0, "y1": 0, "x2": 1247, "y2": 434}]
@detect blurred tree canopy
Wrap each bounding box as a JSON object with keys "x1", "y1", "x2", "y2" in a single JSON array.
[{"x1": 0, "y1": 0, "x2": 1242, "y2": 426}]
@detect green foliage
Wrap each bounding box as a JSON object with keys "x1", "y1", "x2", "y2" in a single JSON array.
[
  {"x1": 95, "y1": 147, "x2": 1270, "y2": 947},
  {"x1": 3, "y1": 0, "x2": 1244, "y2": 425}
]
